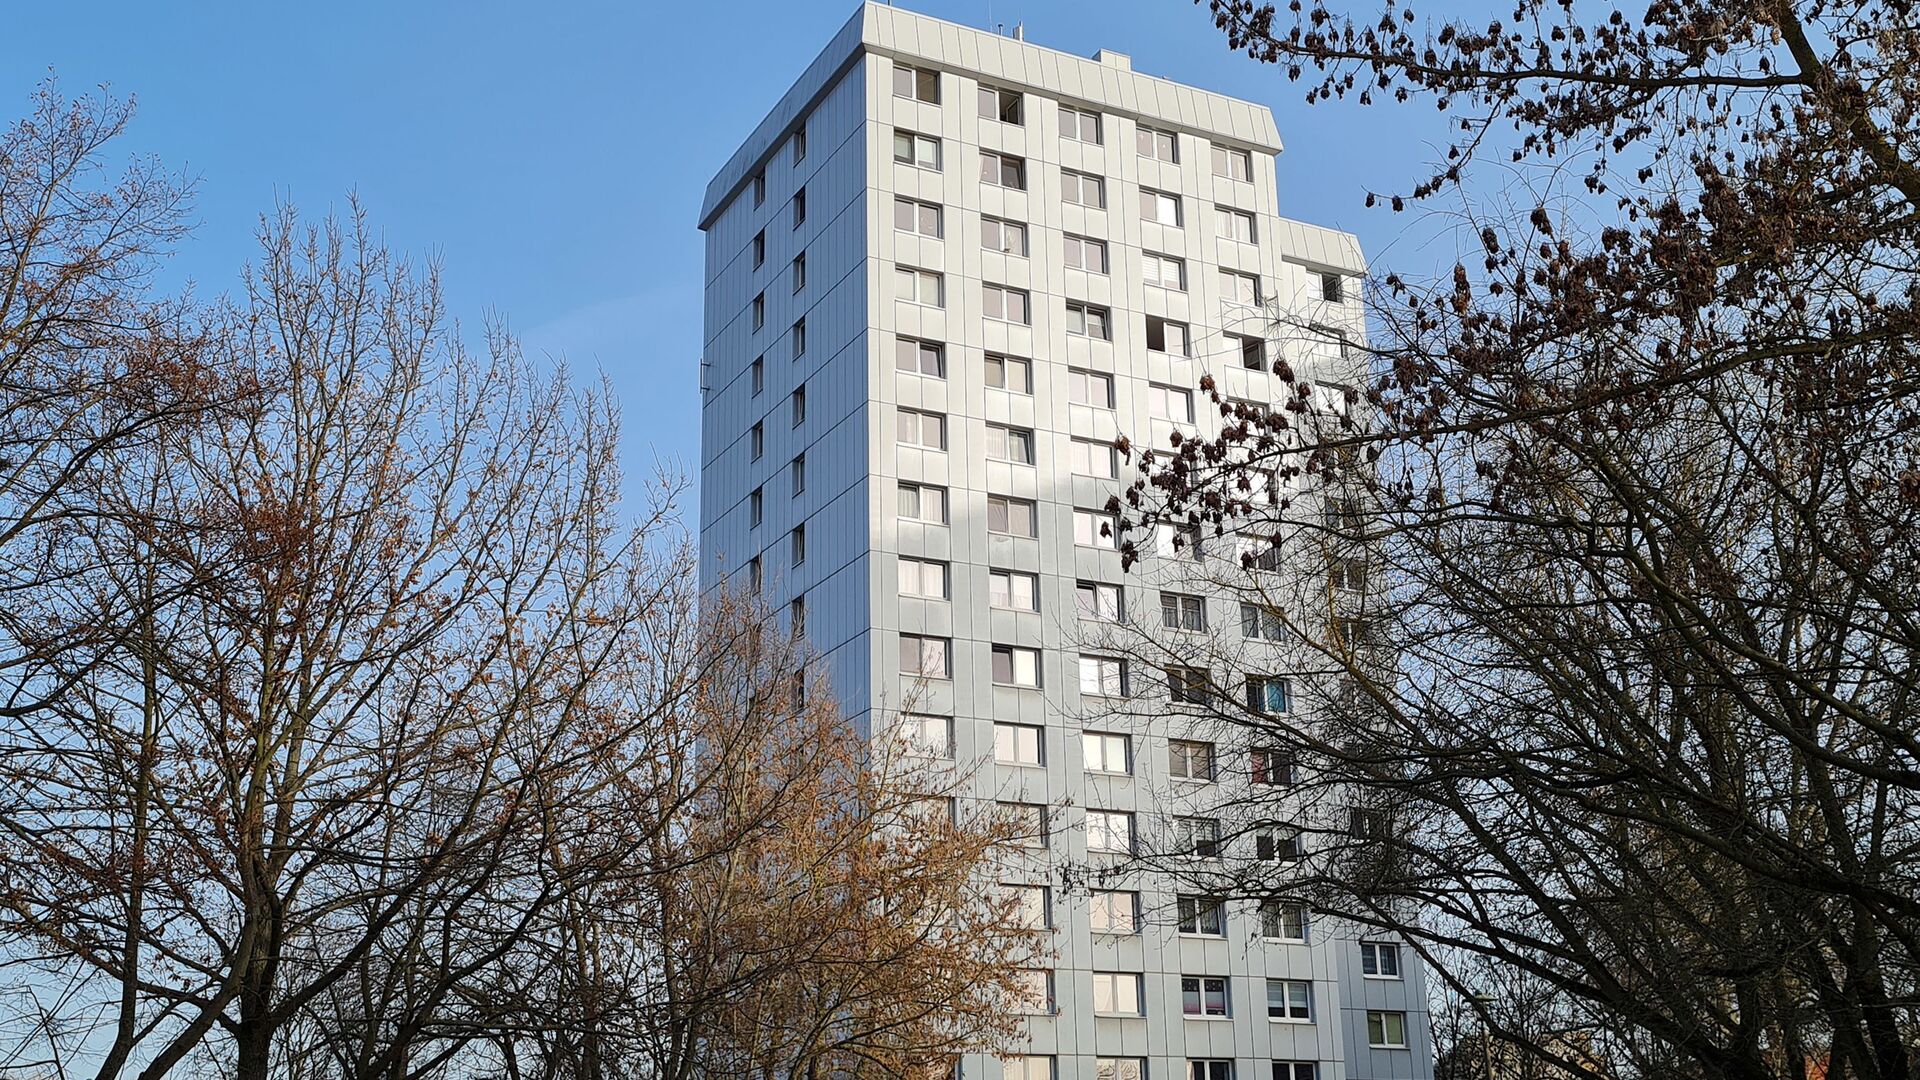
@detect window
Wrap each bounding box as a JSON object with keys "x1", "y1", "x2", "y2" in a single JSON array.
[
  {"x1": 1218, "y1": 206, "x2": 1257, "y2": 243},
  {"x1": 893, "y1": 63, "x2": 939, "y2": 103},
  {"x1": 1190, "y1": 1063, "x2": 1233, "y2": 1080},
  {"x1": 791, "y1": 318, "x2": 806, "y2": 358},
  {"x1": 992, "y1": 645, "x2": 1041, "y2": 687},
  {"x1": 1361, "y1": 942, "x2": 1402, "y2": 978},
  {"x1": 1167, "y1": 666, "x2": 1209, "y2": 706},
  {"x1": 1140, "y1": 188, "x2": 1182, "y2": 225},
  {"x1": 893, "y1": 130, "x2": 941, "y2": 169},
  {"x1": 1321, "y1": 271, "x2": 1346, "y2": 303},
  {"x1": 1098, "y1": 1060, "x2": 1146, "y2": 1080},
  {"x1": 1176, "y1": 816, "x2": 1222, "y2": 858},
  {"x1": 1073, "y1": 509, "x2": 1119, "y2": 549},
  {"x1": 1257, "y1": 826, "x2": 1305, "y2": 862},
  {"x1": 1060, "y1": 105, "x2": 1102, "y2": 143},
  {"x1": 790, "y1": 251, "x2": 805, "y2": 291},
  {"x1": 985, "y1": 354, "x2": 1031, "y2": 392},
  {"x1": 987, "y1": 494, "x2": 1037, "y2": 537},
  {"x1": 1004, "y1": 883, "x2": 1052, "y2": 929},
  {"x1": 1366, "y1": 1011, "x2": 1409, "y2": 1048},
  {"x1": 1076, "y1": 581, "x2": 1123, "y2": 622},
  {"x1": 1169, "y1": 739, "x2": 1215, "y2": 781},
  {"x1": 791, "y1": 188, "x2": 806, "y2": 228},
  {"x1": 749, "y1": 421, "x2": 763, "y2": 461},
  {"x1": 1274, "y1": 1065, "x2": 1318, "y2": 1080},
  {"x1": 747, "y1": 555, "x2": 762, "y2": 592},
  {"x1": 1086, "y1": 809, "x2": 1135, "y2": 853},
  {"x1": 751, "y1": 170, "x2": 766, "y2": 207},
  {"x1": 1092, "y1": 972, "x2": 1143, "y2": 1016},
  {"x1": 898, "y1": 556, "x2": 949, "y2": 599},
  {"x1": 1146, "y1": 317, "x2": 1191, "y2": 357},
  {"x1": 895, "y1": 266, "x2": 944, "y2": 306},
  {"x1": 1240, "y1": 532, "x2": 1282, "y2": 570},
  {"x1": 895, "y1": 713, "x2": 952, "y2": 758},
  {"x1": 896, "y1": 337, "x2": 945, "y2": 377},
  {"x1": 896, "y1": 407, "x2": 946, "y2": 449},
  {"x1": 1063, "y1": 234, "x2": 1109, "y2": 272},
  {"x1": 978, "y1": 84, "x2": 1022, "y2": 124},
  {"x1": 792, "y1": 445, "x2": 807, "y2": 495},
  {"x1": 989, "y1": 569, "x2": 1040, "y2": 611},
  {"x1": 1158, "y1": 522, "x2": 1205, "y2": 560},
  {"x1": 980, "y1": 215, "x2": 1028, "y2": 255},
  {"x1": 1213, "y1": 143, "x2": 1253, "y2": 180},
  {"x1": 898, "y1": 481, "x2": 948, "y2": 523},
  {"x1": 1142, "y1": 251, "x2": 1186, "y2": 290},
  {"x1": 1262, "y1": 900, "x2": 1309, "y2": 941},
  {"x1": 1221, "y1": 269, "x2": 1262, "y2": 304},
  {"x1": 1004, "y1": 1057, "x2": 1055, "y2": 1080},
  {"x1": 1070, "y1": 437, "x2": 1119, "y2": 478},
  {"x1": 1137, "y1": 125, "x2": 1178, "y2": 162},
  {"x1": 1253, "y1": 748, "x2": 1299, "y2": 786},
  {"x1": 1247, "y1": 676, "x2": 1291, "y2": 715},
  {"x1": 751, "y1": 355, "x2": 764, "y2": 395},
  {"x1": 751, "y1": 292, "x2": 765, "y2": 330},
  {"x1": 1090, "y1": 889, "x2": 1139, "y2": 933},
  {"x1": 894, "y1": 197, "x2": 942, "y2": 238},
  {"x1": 752, "y1": 229, "x2": 765, "y2": 268},
  {"x1": 1069, "y1": 367, "x2": 1115, "y2": 407},
  {"x1": 748, "y1": 487, "x2": 763, "y2": 527},
  {"x1": 1177, "y1": 896, "x2": 1226, "y2": 936},
  {"x1": 980, "y1": 150, "x2": 1026, "y2": 188},
  {"x1": 1079, "y1": 654, "x2": 1127, "y2": 697},
  {"x1": 1066, "y1": 301, "x2": 1111, "y2": 339},
  {"x1": 983, "y1": 283, "x2": 1031, "y2": 324},
  {"x1": 986, "y1": 423, "x2": 1035, "y2": 465},
  {"x1": 899, "y1": 634, "x2": 950, "y2": 678},
  {"x1": 1160, "y1": 592, "x2": 1206, "y2": 631},
  {"x1": 1062, "y1": 170, "x2": 1106, "y2": 208},
  {"x1": 1267, "y1": 979, "x2": 1313, "y2": 1022},
  {"x1": 1309, "y1": 323, "x2": 1353, "y2": 364},
  {"x1": 790, "y1": 525, "x2": 806, "y2": 564},
  {"x1": 1181, "y1": 977, "x2": 1230, "y2": 1017},
  {"x1": 1350, "y1": 807, "x2": 1391, "y2": 839},
  {"x1": 1236, "y1": 333, "x2": 1265, "y2": 369},
  {"x1": 1082, "y1": 731, "x2": 1131, "y2": 774},
  {"x1": 1331, "y1": 556, "x2": 1368, "y2": 591},
  {"x1": 995, "y1": 722, "x2": 1044, "y2": 766},
  {"x1": 998, "y1": 801, "x2": 1048, "y2": 847},
  {"x1": 1149, "y1": 383, "x2": 1195, "y2": 421},
  {"x1": 792, "y1": 125, "x2": 806, "y2": 162},
  {"x1": 790, "y1": 385, "x2": 806, "y2": 426}
]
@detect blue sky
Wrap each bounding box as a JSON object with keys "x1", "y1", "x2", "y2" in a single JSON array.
[{"x1": 1, "y1": 0, "x2": 1449, "y2": 493}]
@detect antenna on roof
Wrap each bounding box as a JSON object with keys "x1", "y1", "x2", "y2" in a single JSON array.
[{"x1": 1013, "y1": 21, "x2": 1024, "y2": 40}]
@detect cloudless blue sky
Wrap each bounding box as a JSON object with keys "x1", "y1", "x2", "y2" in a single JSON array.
[{"x1": 1, "y1": 0, "x2": 1454, "y2": 496}]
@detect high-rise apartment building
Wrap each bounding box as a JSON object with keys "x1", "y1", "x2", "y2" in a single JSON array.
[{"x1": 697, "y1": 5, "x2": 1433, "y2": 1078}]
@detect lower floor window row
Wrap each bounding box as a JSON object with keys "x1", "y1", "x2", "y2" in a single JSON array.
[{"x1": 1000, "y1": 1062, "x2": 1324, "y2": 1080}]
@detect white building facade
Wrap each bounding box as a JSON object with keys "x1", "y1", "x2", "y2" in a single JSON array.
[{"x1": 696, "y1": 6, "x2": 1434, "y2": 1078}]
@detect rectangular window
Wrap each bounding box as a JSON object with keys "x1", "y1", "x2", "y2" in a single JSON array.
[
  {"x1": 893, "y1": 130, "x2": 941, "y2": 169},
  {"x1": 985, "y1": 423, "x2": 1036, "y2": 465},
  {"x1": 791, "y1": 318, "x2": 806, "y2": 358},
  {"x1": 1004, "y1": 883, "x2": 1052, "y2": 929},
  {"x1": 1005, "y1": 1056, "x2": 1055, "y2": 1080},
  {"x1": 1169, "y1": 739, "x2": 1215, "y2": 781},
  {"x1": 980, "y1": 149, "x2": 1026, "y2": 189},
  {"x1": 1073, "y1": 509, "x2": 1119, "y2": 549},
  {"x1": 1066, "y1": 301, "x2": 1111, "y2": 339},
  {"x1": 898, "y1": 556, "x2": 949, "y2": 599},
  {"x1": 983, "y1": 283, "x2": 1032, "y2": 324},
  {"x1": 1274, "y1": 1065, "x2": 1318, "y2": 1080},
  {"x1": 790, "y1": 251, "x2": 805, "y2": 291},
  {"x1": 994, "y1": 722, "x2": 1044, "y2": 766},
  {"x1": 1236, "y1": 333, "x2": 1265, "y2": 369},
  {"x1": 1212, "y1": 143, "x2": 1253, "y2": 180},
  {"x1": 893, "y1": 64, "x2": 939, "y2": 103},
  {"x1": 1099, "y1": 1062, "x2": 1146, "y2": 1080},
  {"x1": 1069, "y1": 437, "x2": 1119, "y2": 478},
  {"x1": 989, "y1": 569, "x2": 1040, "y2": 612},
  {"x1": 1167, "y1": 666, "x2": 1209, "y2": 705},
  {"x1": 791, "y1": 453, "x2": 806, "y2": 495},
  {"x1": 992, "y1": 645, "x2": 1042, "y2": 687},
  {"x1": 751, "y1": 292, "x2": 765, "y2": 330},
  {"x1": 1241, "y1": 532, "x2": 1282, "y2": 570},
  {"x1": 1092, "y1": 972, "x2": 1143, "y2": 1016},
  {"x1": 1140, "y1": 188, "x2": 1182, "y2": 225},
  {"x1": 1082, "y1": 730, "x2": 1131, "y2": 774},
  {"x1": 790, "y1": 385, "x2": 806, "y2": 426},
  {"x1": 1137, "y1": 125, "x2": 1179, "y2": 162},
  {"x1": 1360, "y1": 942, "x2": 1402, "y2": 978},
  {"x1": 749, "y1": 421, "x2": 763, "y2": 461},
  {"x1": 752, "y1": 229, "x2": 765, "y2": 268},
  {"x1": 985, "y1": 354, "x2": 1031, "y2": 392},
  {"x1": 1257, "y1": 826, "x2": 1305, "y2": 862},
  {"x1": 1181, "y1": 976, "x2": 1230, "y2": 1017},
  {"x1": 1177, "y1": 816, "x2": 1222, "y2": 858},
  {"x1": 1247, "y1": 676, "x2": 1291, "y2": 715},
  {"x1": 791, "y1": 188, "x2": 806, "y2": 228},
  {"x1": 1076, "y1": 581, "x2": 1123, "y2": 622},
  {"x1": 1190, "y1": 1063, "x2": 1233, "y2": 1080},
  {"x1": 1221, "y1": 269, "x2": 1262, "y2": 304},
  {"x1": 747, "y1": 554, "x2": 762, "y2": 592},
  {"x1": 1262, "y1": 900, "x2": 1310, "y2": 942},
  {"x1": 1218, "y1": 206, "x2": 1256, "y2": 243},
  {"x1": 978, "y1": 83, "x2": 1022, "y2": 123},
  {"x1": 895, "y1": 266, "x2": 944, "y2": 306},
  {"x1": 751, "y1": 355, "x2": 764, "y2": 395},
  {"x1": 1367, "y1": 1011, "x2": 1409, "y2": 1048},
  {"x1": 1350, "y1": 807, "x2": 1391, "y2": 840},
  {"x1": 1089, "y1": 889, "x2": 1139, "y2": 933},
  {"x1": 792, "y1": 125, "x2": 806, "y2": 162},
  {"x1": 895, "y1": 336, "x2": 945, "y2": 377},
  {"x1": 898, "y1": 481, "x2": 948, "y2": 524},
  {"x1": 1267, "y1": 979, "x2": 1313, "y2": 1022},
  {"x1": 1086, "y1": 809, "x2": 1135, "y2": 854},
  {"x1": 1158, "y1": 522, "x2": 1205, "y2": 560},
  {"x1": 898, "y1": 634, "x2": 950, "y2": 678},
  {"x1": 1142, "y1": 251, "x2": 1186, "y2": 290},
  {"x1": 894, "y1": 197, "x2": 943, "y2": 237},
  {"x1": 1321, "y1": 271, "x2": 1347, "y2": 303},
  {"x1": 1078, "y1": 654, "x2": 1127, "y2": 697},
  {"x1": 987, "y1": 494, "x2": 1037, "y2": 537},
  {"x1": 1149, "y1": 382, "x2": 1195, "y2": 421},
  {"x1": 981, "y1": 216, "x2": 1028, "y2": 255},
  {"x1": 1068, "y1": 367, "x2": 1115, "y2": 407},
  {"x1": 1060, "y1": 105, "x2": 1102, "y2": 143},
  {"x1": 1160, "y1": 592, "x2": 1206, "y2": 631},
  {"x1": 1146, "y1": 317, "x2": 1191, "y2": 357},
  {"x1": 998, "y1": 801, "x2": 1048, "y2": 847},
  {"x1": 748, "y1": 487, "x2": 762, "y2": 527},
  {"x1": 1252, "y1": 747, "x2": 1299, "y2": 786},
  {"x1": 1177, "y1": 895, "x2": 1226, "y2": 936},
  {"x1": 896, "y1": 407, "x2": 946, "y2": 449},
  {"x1": 1062, "y1": 170, "x2": 1106, "y2": 208},
  {"x1": 894, "y1": 713, "x2": 952, "y2": 758},
  {"x1": 1063, "y1": 234, "x2": 1109, "y2": 273},
  {"x1": 752, "y1": 170, "x2": 766, "y2": 207},
  {"x1": 790, "y1": 525, "x2": 806, "y2": 565}
]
